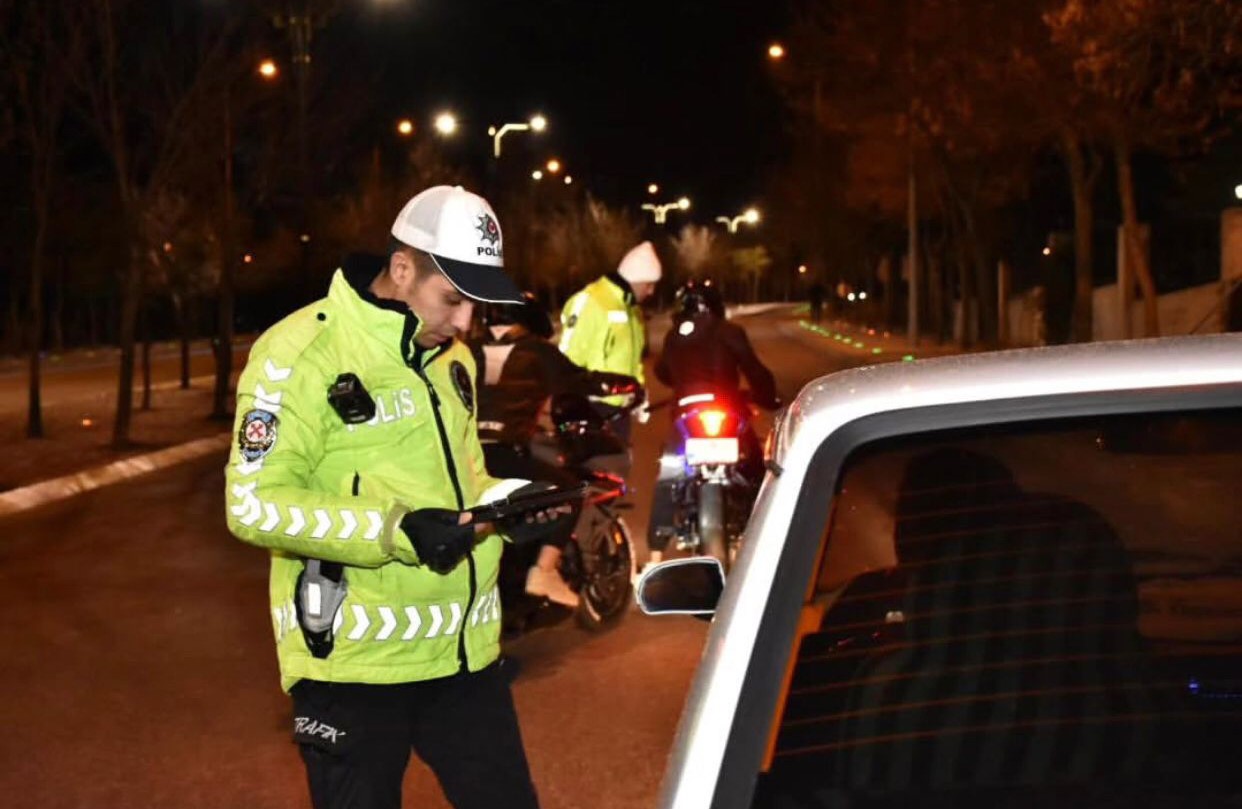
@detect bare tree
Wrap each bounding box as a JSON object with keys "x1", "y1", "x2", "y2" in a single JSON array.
[
  {"x1": 671, "y1": 225, "x2": 724, "y2": 280},
  {"x1": 5, "y1": 0, "x2": 77, "y2": 438},
  {"x1": 731, "y1": 246, "x2": 774, "y2": 304},
  {"x1": 70, "y1": 0, "x2": 245, "y2": 447},
  {"x1": 1047, "y1": 0, "x2": 1242, "y2": 337}
]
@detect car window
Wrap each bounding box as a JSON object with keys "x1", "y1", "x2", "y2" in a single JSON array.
[{"x1": 754, "y1": 408, "x2": 1242, "y2": 808}]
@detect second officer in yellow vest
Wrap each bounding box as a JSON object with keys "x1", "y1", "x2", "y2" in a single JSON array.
[{"x1": 557, "y1": 241, "x2": 662, "y2": 441}]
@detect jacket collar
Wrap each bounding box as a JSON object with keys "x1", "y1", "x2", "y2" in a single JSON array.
[
  {"x1": 330, "y1": 253, "x2": 439, "y2": 368},
  {"x1": 602, "y1": 272, "x2": 637, "y2": 306}
]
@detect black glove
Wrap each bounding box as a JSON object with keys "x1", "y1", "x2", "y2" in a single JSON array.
[
  {"x1": 400, "y1": 508, "x2": 474, "y2": 574},
  {"x1": 495, "y1": 482, "x2": 577, "y2": 545}
]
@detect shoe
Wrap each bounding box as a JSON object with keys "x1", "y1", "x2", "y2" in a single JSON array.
[{"x1": 525, "y1": 566, "x2": 580, "y2": 608}]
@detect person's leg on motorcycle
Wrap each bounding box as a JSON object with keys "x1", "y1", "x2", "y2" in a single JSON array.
[{"x1": 483, "y1": 442, "x2": 582, "y2": 608}]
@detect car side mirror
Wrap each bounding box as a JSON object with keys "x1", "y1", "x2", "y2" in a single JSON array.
[{"x1": 635, "y1": 557, "x2": 725, "y2": 616}]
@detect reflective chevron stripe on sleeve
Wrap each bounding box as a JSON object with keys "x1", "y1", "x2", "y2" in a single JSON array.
[
  {"x1": 327, "y1": 599, "x2": 495, "y2": 643},
  {"x1": 229, "y1": 485, "x2": 383, "y2": 543}
]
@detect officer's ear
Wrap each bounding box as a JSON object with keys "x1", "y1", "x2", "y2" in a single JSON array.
[{"x1": 389, "y1": 248, "x2": 416, "y2": 287}]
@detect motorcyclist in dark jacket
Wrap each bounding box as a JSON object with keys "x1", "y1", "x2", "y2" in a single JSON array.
[
  {"x1": 645, "y1": 281, "x2": 780, "y2": 571},
  {"x1": 471, "y1": 293, "x2": 639, "y2": 607},
  {"x1": 654, "y1": 282, "x2": 779, "y2": 410}
]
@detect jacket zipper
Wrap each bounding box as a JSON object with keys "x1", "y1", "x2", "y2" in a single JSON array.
[{"x1": 411, "y1": 352, "x2": 475, "y2": 673}]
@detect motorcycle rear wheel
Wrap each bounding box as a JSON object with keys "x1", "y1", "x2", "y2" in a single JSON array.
[
  {"x1": 575, "y1": 514, "x2": 634, "y2": 631},
  {"x1": 699, "y1": 481, "x2": 728, "y2": 571}
]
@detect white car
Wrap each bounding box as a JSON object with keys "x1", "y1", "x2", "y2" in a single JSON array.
[{"x1": 638, "y1": 334, "x2": 1242, "y2": 808}]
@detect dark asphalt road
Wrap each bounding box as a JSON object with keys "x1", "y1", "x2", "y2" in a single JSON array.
[{"x1": 0, "y1": 313, "x2": 864, "y2": 809}]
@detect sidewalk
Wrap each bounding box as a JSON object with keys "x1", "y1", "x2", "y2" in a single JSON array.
[{"x1": 0, "y1": 379, "x2": 234, "y2": 513}]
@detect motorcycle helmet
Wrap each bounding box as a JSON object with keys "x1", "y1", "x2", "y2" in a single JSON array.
[
  {"x1": 675, "y1": 280, "x2": 725, "y2": 319},
  {"x1": 482, "y1": 291, "x2": 554, "y2": 339}
]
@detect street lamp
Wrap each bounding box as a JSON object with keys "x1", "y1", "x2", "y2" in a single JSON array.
[
  {"x1": 715, "y1": 207, "x2": 761, "y2": 233},
  {"x1": 647, "y1": 183, "x2": 659, "y2": 195},
  {"x1": 257, "y1": 59, "x2": 279, "y2": 79},
  {"x1": 532, "y1": 169, "x2": 544, "y2": 181},
  {"x1": 768, "y1": 42, "x2": 786, "y2": 60},
  {"x1": 546, "y1": 158, "x2": 562, "y2": 174},
  {"x1": 488, "y1": 114, "x2": 548, "y2": 158},
  {"x1": 434, "y1": 112, "x2": 458, "y2": 136},
  {"x1": 642, "y1": 196, "x2": 691, "y2": 224},
  {"x1": 564, "y1": 175, "x2": 573, "y2": 185},
  {"x1": 396, "y1": 118, "x2": 414, "y2": 137},
  {"x1": 1235, "y1": 183, "x2": 1242, "y2": 201}
]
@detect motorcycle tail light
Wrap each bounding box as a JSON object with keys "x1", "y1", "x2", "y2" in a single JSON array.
[{"x1": 696, "y1": 408, "x2": 728, "y2": 438}]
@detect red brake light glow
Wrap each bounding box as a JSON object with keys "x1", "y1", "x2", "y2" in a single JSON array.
[{"x1": 697, "y1": 408, "x2": 728, "y2": 438}]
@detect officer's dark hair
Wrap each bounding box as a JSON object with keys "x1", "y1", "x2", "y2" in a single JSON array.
[{"x1": 386, "y1": 238, "x2": 438, "y2": 282}]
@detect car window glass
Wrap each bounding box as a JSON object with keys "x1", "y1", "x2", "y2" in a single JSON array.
[{"x1": 755, "y1": 408, "x2": 1242, "y2": 808}]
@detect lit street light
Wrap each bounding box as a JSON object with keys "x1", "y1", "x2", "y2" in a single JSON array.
[
  {"x1": 434, "y1": 112, "x2": 457, "y2": 136},
  {"x1": 258, "y1": 59, "x2": 279, "y2": 79},
  {"x1": 564, "y1": 176, "x2": 573, "y2": 185},
  {"x1": 546, "y1": 158, "x2": 562, "y2": 174},
  {"x1": 396, "y1": 118, "x2": 414, "y2": 137},
  {"x1": 768, "y1": 42, "x2": 786, "y2": 60},
  {"x1": 488, "y1": 114, "x2": 548, "y2": 158},
  {"x1": 715, "y1": 207, "x2": 761, "y2": 233},
  {"x1": 647, "y1": 183, "x2": 659, "y2": 195},
  {"x1": 532, "y1": 169, "x2": 544, "y2": 181},
  {"x1": 642, "y1": 196, "x2": 691, "y2": 224},
  {"x1": 1235, "y1": 183, "x2": 1242, "y2": 201},
  {"x1": 798, "y1": 264, "x2": 808, "y2": 275}
]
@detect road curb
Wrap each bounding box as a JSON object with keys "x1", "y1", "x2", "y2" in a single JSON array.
[{"x1": 0, "y1": 433, "x2": 231, "y2": 516}]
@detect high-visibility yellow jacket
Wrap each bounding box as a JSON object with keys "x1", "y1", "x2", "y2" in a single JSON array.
[
  {"x1": 224, "y1": 261, "x2": 505, "y2": 692},
  {"x1": 558, "y1": 274, "x2": 646, "y2": 403}
]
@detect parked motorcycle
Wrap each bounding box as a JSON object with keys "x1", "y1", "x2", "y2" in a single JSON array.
[{"x1": 497, "y1": 393, "x2": 637, "y2": 635}]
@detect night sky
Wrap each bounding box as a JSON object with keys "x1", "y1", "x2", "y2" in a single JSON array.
[{"x1": 319, "y1": 0, "x2": 790, "y2": 216}]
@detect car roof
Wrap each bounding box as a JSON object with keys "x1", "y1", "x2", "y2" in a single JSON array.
[{"x1": 778, "y1": 333, "x2": 1242, "y2": 474}]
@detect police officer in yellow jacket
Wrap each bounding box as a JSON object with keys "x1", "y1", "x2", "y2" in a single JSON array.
[
  {"x1": 224, "y1": 185, "x2": 566, "y2": 809},
  {"x1": 558, "y1": 241, "x2": 662, "y2": 442}
]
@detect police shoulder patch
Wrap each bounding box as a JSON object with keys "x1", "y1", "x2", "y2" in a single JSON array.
[
  {"x1": 449, "y1": 361, "x2": 474, "y2": 414},
  {"x1": 239, "y1": 409, "x2": 279, "y2": 461}
]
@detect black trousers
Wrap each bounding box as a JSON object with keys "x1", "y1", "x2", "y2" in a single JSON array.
[{"x1": 291, "y1": 663, "x2": 539, "y2": 809}]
